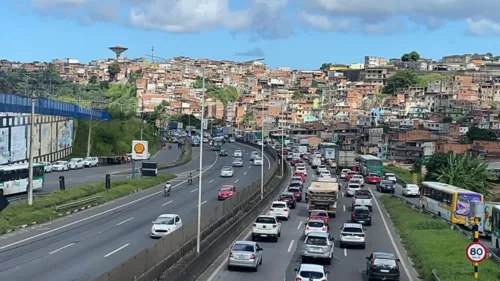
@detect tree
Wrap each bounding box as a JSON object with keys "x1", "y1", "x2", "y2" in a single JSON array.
[
  {"x1": 441, "y1": 116, "x2": 453, "y2": 123},
  {"x1": 292, "y1": 91, "x2": 304, "y2": 100},
  {"x1": 425, "y1": 152, "x2": 452, "y2": 181},
  {"x1": 107, "y1": 63, "x2": 121, "y2": 81},
  {"x1": 466, "y1": 126, "x2": 497, "y2": 141},
  {"x1": 401, "y1": 51, "x2": 420, "y2": 62},
  {"x1": 171, "y1": 114, "x2": 201, "y2": 128},
  {"x1": 88, "y1": 75, "x2": 98, "y2": 84},
  {"x1": 240, "y1": 112, "x2": 254, "y2": 125},
  {"x1": 193, "y1": 77, "x2": 203, "y2": 89},
  {"x1": 436, "y1": 152, "x2": 495, "y2": 194},
  {"x1": 412, "y1": 157, "x2": 423, "y2": 174},
  {"x1": 320, "y1": 63, "x2": 332, "y2": 71},
  {"x1": 383, "y1": 69, "x2": 420, "y2": 94}
]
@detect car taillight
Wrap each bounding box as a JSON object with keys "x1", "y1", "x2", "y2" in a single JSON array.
[
  {"x1": 351, "y1": 213, "x2": 355, "y2": 218},
  {"x1": 322, "y1": 227, "x2": 326, "y2": 231},
  {"x1": 321, "y1": 279, "x2": 327, "y2": 281},
  {"x1": 272, "y1": 224, "x2": 277, "y2": 228},
  {"x1": 305, "y1": 226, "x2": 310, "y2": 230},
  {"x1": 270, "y1": 208, "x2": 274, "y2": 211},
  {"x1": 295, "y1": 278, "x2": 301, "y2": 281},
  {"x1": 252, "y1": 224, "x2": 256, "y2": 227},
  {"x1": 229, "y1": 252, "x2": 233, "y2": 258},
  {"x1": 249, "y1": 254, "x2": 256, "y2": 259},
  {"x1": 283, "y1": 208, "x2": 288, "y2": 211}
]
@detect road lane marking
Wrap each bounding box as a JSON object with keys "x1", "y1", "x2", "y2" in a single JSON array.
[
  {"x1": 343, "y1": 205, "x2": 346, "y2": 212},
  {"x1": 161, "y1": 200, "x2": 173, "y2": 207},
  {"x1": 190, "y1": 189, "x2": 198, "y2": 193},
  {"x1": 297, "y1": 221, "x2": 302, "y2": 230},
  {"x1": 49, "y1": 243, "x2": 75, "y2": 255},
  {"x1": 371, "y1": 187, "x2": 415, "y2": 281},
  {"x1": 248, "y1": 166, "x2": 251, "y2": 169},
  {"x1": 104, "y1": 243, "x2": 130, "y2": 258},
  {"x1": 116, "y1": 217, "x2": 134, "y2": 226},
  {"x1": 0, "y1": 149, "x2": 223, "y2": 251},
  {"x1": 209, "y1": 179, "x2": 214, "y2": 183},
  {"x1": 244, "y1": 172, "x2": 247, "y2": 175},
  {"x1": 342, "y1": 192, "x2": 345, "y2": 197},
  {"x1": 287, "y1": 240, "x2": 294, "y2": 252},
  {"x1": 200, "y1": 200, "x2": 207, "y2": 206},
  {"x1": 344, "y1": 248, "x2": 347, "y2": 256},
  {"x1": 234, "y1": 179, "x2": 239, "y2": 183}
]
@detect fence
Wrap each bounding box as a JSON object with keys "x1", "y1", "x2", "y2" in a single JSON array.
[{"x1": 93, "y1": 143, "x2": 279, "y2": 281}]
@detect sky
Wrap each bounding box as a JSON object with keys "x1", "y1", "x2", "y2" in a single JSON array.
[{"x1": 2, "y1": 0, "x2": 500, "y2": 69}]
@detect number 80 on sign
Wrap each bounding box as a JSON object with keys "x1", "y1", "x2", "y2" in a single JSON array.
[{"x1": 466, "y1": 242, "x2": 488, "y2": 263}]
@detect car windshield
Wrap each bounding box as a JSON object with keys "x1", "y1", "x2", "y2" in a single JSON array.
[
  {"x1": 54, "y1": 161, "x2": 65, "y2": 165},
  {"x1": 308, "y1": 221, "x2": 324, "y2": 228},
  {"x1": 299, "y1": 271, "x2": 323, "y2": 279},
  {"x1": 290, "y1": 181, "x2": 301, "y2": 186},
  {"x1": 251, "y1": 152, "x2": 259, "y2": 155},
  {"x1": 292, "y1": 177, "x2": 302, "y2": 181},
  {"x1": 342, "y1": 169, "x2": 350, "y2": 173},
  {"x1": 318, "y1": 165, "x2": 326, "y2": 169},
  {"x1": 374, "y1": 258, "x2": 397, "y2": 267},
  {"x1": 305, "y1": 236, "x2": 327, "y2": 246},
  {"x1": 348, "y1": 184, "x2": 360, "y2": 189},
  {"x1": 288, "y1": 187, "x2": 300, "y2": 192},
  {"x1": 234, "y1": 158, "x2": 242, "y2": 162},
  {"x1": 232, "y1": 244, "x2": 254, "y2": 252},
  {"x1": 84, "y1": 157, "x2": 92, "y2": 161},
  {"x1": 221, "y1": 187, "x2": 233, "y2": 191},
  {"x1": 381, "y1": 180, "x2": 393, "y2": 185},
  {"x1": 280, "y1": 194, "x2": 293, "y2": 199},
  {"x1": 321, "y1": 171, "x2": 330, "y2": 174},
  {"x1": 353, "y1": 175, "x2": 362, "y2": 179},
  {"x1": 343, "y1": 227, "x2": 363, "y2": 233},
  {"x1": 69, "y1": 159, "x2": 79, "y2": 162},
  {"x1": 256, "y1": 217, "x2": 275, "y2": 224},
  {"x1": 386, "y1": 173, "x2": 395, "y2": 177},
  {"x1": 155, "y1": 217, "x2": 174, "y2": 224},
  {"x1": 355, "y1": 208, "x2": 370, "y2": 215},
  {"x1": 311, "y1": 211, "x2": 328, "y2": 217},
  {"x1": 297, "y1": 167, "x2": 305, "y2": 171},
  {"x1": 356, "y1": 194, "x2": 371, "y2": 199},
  {"x1": 272, "y1": 203, "x2": 287, "y2": 208},
  {"x1": 222, "y1": 167, "x2": 232, "y2": 171}
]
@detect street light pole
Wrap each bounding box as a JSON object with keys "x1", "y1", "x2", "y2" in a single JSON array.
[
  {"x1": 196, "y1": 68, "x2": 206, "y2": 255},
  {"x1": 140, "y1": 98, "x2": 144, "y2": 140},
  {"x1": 86, "y1": 111, "x2": 92, "y2": 157},
  {"x1": 28, "y1": 96, "x2": 35, "y2": 206},
  {"x1": 261, "y1": 108, "x2": 264, "y2": 200}
]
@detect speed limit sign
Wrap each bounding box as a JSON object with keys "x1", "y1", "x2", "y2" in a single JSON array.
[{"x1": 466, "y1": 242, "x2": 488, "y2": 263}]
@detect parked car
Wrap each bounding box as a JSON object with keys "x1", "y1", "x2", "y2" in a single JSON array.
[
  {"x1": 218, "y1": 185, "x2": 236, "y2": 200},
  {"x1": 227, "y1": 241, "x2": 263, "y2": 272},
  {"x1": 52, "y1": 161, "x2": 69, "y2": 171},
  {"x1": 68, "y1": 158, "x2": 84, "y2": 169},
  {"x1": 150, "y1": 214, "x2": 182, "y2": 238},
  {"x1": 40, "y1": 162, "x2": 53, "y2": 173},
  {"x1": 365, "y1": 252, "x2": 401, "y2": 281},
  {"x1": 83, "y1": 156, "x2": 99, "y2": 167}
]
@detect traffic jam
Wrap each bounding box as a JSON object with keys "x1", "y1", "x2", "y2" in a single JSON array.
[{"x1": 221, "y1": 145, "x2": 407, "y2": 281}]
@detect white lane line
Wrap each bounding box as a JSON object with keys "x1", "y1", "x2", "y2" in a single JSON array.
[
  {"x1": 116, "y1": 217, "x2": 134, "y2": 226},
  {"x1": 161, "y1": 200, "x2": 173, "y2": 207},
  {"x1": 296, "y1": 221, "x2": 302, "y2": 230},
  {"x1": 287, "y1": 240, "x2": 295, "y2": 252},
  {"x1": 209, "y1": 179, "x2": 214, "y2": 183},
  {"x1": 104, "y1": 243, "x2": 130, "y2": 258},
  {"x1": 371, "y1": 187, "x2": 415, "y2": 281},
  {"x1": 248, "y1": 166, "x2": 251, "y2": 169},
  {"x1": 49, "y1": 243, "x2": 75, "y2": 255},
  {"x1": 342, "y1": 192, "x2": 345, "y2": 197},
  {"x1": 234, "y1": 179, "x2": 239, "y2": 183},
  {"x1": 344, "y1": 248, "x2": 347, "y2": 256},
  {"x1": 200, "y1": 200, "x2": 207, "y2": 206},
  {"x1": 190, "y1": 189, "x2": 198, "y2": 193},
  {"x1": 0, "y1": 150, "x2": 222, "y2": 251},
  {"x1": 343, "y1": 205, "x2": 346, "y2": 212},
  {"x1": 244, "y1": 172, "x2": 247, "y2": 175}
]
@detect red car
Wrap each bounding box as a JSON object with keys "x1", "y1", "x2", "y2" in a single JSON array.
[
  {"x1": 345, "y1": 171, "x2": 357, "y2": 181},
  {"x1": 288, "y1": 186, "x2": 303, "y2": 202},
  {"x1": 366, "y1": 173, "x2": 381, "y2": 184},
  {"x1": 278, "y1": 192, "x2": 297, "y2": 208},
  {"x1": 293, "y1": 172, "x2": 306, "y2": 182},
  {"x1": 291, "y1": 159, "x2": 300, "y2": 166},
  {"x1": 309, "y1": 209, "x2": 330, "y2": 226},
  {"x1": 218, "y1": 185, "x2": 236, "y2": 200}
]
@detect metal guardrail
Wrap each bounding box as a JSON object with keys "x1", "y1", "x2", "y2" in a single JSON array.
[
  {"x1": 55, "y1": 196, "x2": 101, "y2": 211},
  {"x1": 432, "y1": 269, "x2": 440, "y2": 281}
]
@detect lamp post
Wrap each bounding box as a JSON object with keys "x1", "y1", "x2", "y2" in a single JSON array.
[
  {"x1": 261, "y1": 118, "x2": 264, "y2": 200},
  {"x1": 196, "y1": 68, "x2": 206, "y2": 255}
]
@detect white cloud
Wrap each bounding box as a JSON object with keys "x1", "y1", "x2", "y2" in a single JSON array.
[
  {"x1": 299, "y1": 12, "x2": 351, "y2": 32},
  {"x1": 466, "y1": 18, "x2": 500, "y2": 36}
]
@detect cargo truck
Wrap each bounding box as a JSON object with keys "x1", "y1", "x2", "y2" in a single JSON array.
[
  {"x1": 336, "y1": 150, "x2": 357, "y2": 170},
  {"x1": 305, "y1": 179, "x2": 339, "y2": 218}
]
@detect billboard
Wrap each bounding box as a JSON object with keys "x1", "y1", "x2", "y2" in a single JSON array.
[{"x1": 10, "y1": 126, "x2": 26, "y2": 162}]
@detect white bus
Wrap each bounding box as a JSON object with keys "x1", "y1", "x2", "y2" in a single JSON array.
[
  {"x1": 492, "y1": 205, "x2": 500, "y2": 252},
  {"x1": 0, "y1": 163, "x2": 45, "y2": 196}
]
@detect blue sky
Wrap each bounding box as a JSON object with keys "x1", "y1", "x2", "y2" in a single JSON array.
[{"x1": 2, "y1": 0, "x2": 500, "y2": 69}]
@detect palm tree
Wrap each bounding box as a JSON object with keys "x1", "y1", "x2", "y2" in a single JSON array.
[{"x1": 436, "y1": 152, "x2": 495, "y2": 194}]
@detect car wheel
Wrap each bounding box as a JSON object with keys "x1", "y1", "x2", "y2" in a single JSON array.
[
  {"x1": 227, "y1": 265, "x2": 233, "y2": 271},
  {"x1": 259, "y1": 256, "x2": 263, "y2": 265},
  {"x1": 278, "y1": 232, "x2": 281, "y2": 237}
]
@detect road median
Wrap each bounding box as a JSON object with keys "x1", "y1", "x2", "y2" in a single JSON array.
[
  {"x1": 0, "y1": 173, "x2": 175, "y2": 234},
  {"x1": 380, "y1": 195, "x2": 499, "y2": 281}
]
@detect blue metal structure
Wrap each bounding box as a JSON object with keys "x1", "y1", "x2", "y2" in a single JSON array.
[{"x1": 0, "y1": 93, "x2": 110, "y2": 120}]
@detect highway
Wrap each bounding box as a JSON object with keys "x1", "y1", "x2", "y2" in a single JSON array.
[
  {"x1": 207, "y1": 165, "x2": 417, "y2": 281},
  {"x1": 0, "y1": 142, "x2": 271, "y2": 281}
]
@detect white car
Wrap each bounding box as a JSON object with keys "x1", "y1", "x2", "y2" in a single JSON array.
[
  {"x1": 228, "y1": 137, "x2": 235, "y2": 143},
  {"x1": 220, "y1": 166, "x2": 234, "y2": 177},
  {"x1": 351, "y1": 174, "x2": 365, "y2": 186},
  {"x1": 253, "y1": 157, "x2": 263, "y2": 166},
  {"x1": 203, "y1": 137, "x2": 209, "y2": 143},
  {"x1": 346, "y1": 183, "x2": 361, "y2": 197},
  {"x1": 316, "y1": 165, "x2": 328, "y2": 175},
  {"x1": 296, "y1": 163, "x2": 306, "y2": 170},
  {"x1": 83, "y1": 156, "x2": 99, "y2": 167},
  {"x1": 68, "y1": 158, "x2": 84, "y2": 169},
  {"x1": 340, "y1": 169, "x2": 351, "y2": 179},
  {"x1": 250, "y1": 151, "x2": 260, "y2": 160},
  {"x1": 339, "y1": 223, "x2": 365, "y2": 248},
  {"x1": 234, "y1": 150, "x2": 243, "y2": 158},
  {"x1": 402, "y1": 184, "x2": 420, "y2": 197},
  {"x1": 150, "y1": 214, "x2": 183, "y2": 238},
  {"x1": 384, "y1": 173, "x2": 397, "y2": 183},
  {"x1": 269, "y1": 201, "x2": 290, "y2": 220},
  {"x1": 52, "y1": 161, "x2": 69, "y2": 171},
  {"x1": 40, "y1": 162, "x2": 52, "y2": 173},
  {"x1": 304, "y1": 219, "x2": 328, "y2": 236},
  {"x1": 294, "y1": 263, "x2": 329, "y2": 281},
  {"x1": 296, "y1": 166, "x2": 307, "y2": 176},
  {"x1": 319, "y1": 170, "x2": 331, "y2": 178}
]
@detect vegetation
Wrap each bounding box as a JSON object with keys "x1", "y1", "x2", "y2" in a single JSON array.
[
  {"x1": 0, "y1": 174, "x2": 175, "y2": 234},
  {"x1": 319, "y1": 63, "x2": 333, "y2": 71},
  {"x1": 240, "y1": 112, "x2": 254, "y2": 125},
  {"x1": 380, "y1": 196, "x2": 499, "y2": 281},
  {"x1": 192, "y1": 77, "x2": 238, "y2": 124},
  {"x1": 466, "y1": 126, "x2": 497, "y2": 141},
  {"x1": 384, "y1": 164, "x2": 422, "y2": 184},
  {"x1": 292, "y1": 91, "x2": 304, "y2": 100},
  {"x1": 401, "y1": 51, "x2": 420, "y2": 62},
  {"x1": 170, "y1": 113, "x2": 201, "y2": 129},
  {"x1": 383, "y1": 70, "x2": 449, "y2": 94},
  {"x1": 107, "y1": 62, "x2": 121, "y2": 81}
]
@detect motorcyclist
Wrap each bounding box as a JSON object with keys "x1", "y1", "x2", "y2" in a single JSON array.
[
  {"x1": 164, "y1": 182, "x2": 172, "y2": 196},
  {"x1": 188, "y1": 173, "x2": 193, "y2": 184}
]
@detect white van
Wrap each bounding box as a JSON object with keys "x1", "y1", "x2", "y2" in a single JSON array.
[{"x1": 311, "y1": 157, "x2": 321, "y2": 168}]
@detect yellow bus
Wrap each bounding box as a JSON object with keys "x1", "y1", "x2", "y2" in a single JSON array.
[{"x1": 419, "y1": 181, "x2": 484, "y2": 225}]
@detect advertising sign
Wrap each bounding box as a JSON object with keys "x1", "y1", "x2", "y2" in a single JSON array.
[{"x1": 131, "y1": 140, "x2": 149, "y2": 160}]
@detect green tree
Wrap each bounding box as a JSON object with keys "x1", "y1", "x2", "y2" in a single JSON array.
[
  {"x1": 401, "y1": 51, "x2": 420, "y2": 62},
  {"x1": 412, "y1": 157, "x2": 424, "y2": 174},
  {"x1": 170, "y1": 114, "x2": 201, "y2": 128},
  {"x1": 88, "y1": 75, "x2": 98, "y2": 84},
  {"x1": 107, "y1": 63, "x2": 121, "y2": 81},
  {"x1": 466, "y1": 126, "x2": 497, "y2": 141},
  {"x1": 193, "y1": 77, "x2": 203, "y2": 89},
  {"x1": 207, "y1": 85, "x2": 239, "y2": 124},
  {"x1": 292, "y1": 91, "x2": 304, "y2": 100},
  {"x1": 320, "y1": 63, "x2": 332, "y2": 71},
  {"x1": 425, "y1": 152, "x2": 452, "y2": 181},
  {"x1": 240, "y1": 112, "x2": 254, "y2": 125},
  {"x1": 383, "y1": 69, "x2": 420, "y2": 94},
  {"x1": 436, "y1": 152, "x2": 495, "y2": 194}
]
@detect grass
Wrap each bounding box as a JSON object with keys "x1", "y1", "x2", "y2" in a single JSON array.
[
  {"x1": 384, "y1": 164, "x2": 422, "y2": 185},
  {"x1": 0, "y1": 173, "x2": 175, "y2": 234},
  {"x1": 380, "y1": 195, "x2": 500, "y2": 281}
]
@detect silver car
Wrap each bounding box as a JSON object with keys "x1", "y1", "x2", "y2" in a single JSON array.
[
  {"x1": 227, "y1": 241, "x2": 263, "y2": 271},
  {"x1": 220, "y1": 166, "x2": 234, "y2": 177},
  {"x1": 301, "y1": 232, "x2": 335, "y2": 264},
  {"x1": 232, "y1": 158, "x2": 244, "y2": 167}
]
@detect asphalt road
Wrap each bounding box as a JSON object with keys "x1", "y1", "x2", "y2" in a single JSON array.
[
  {"x1": 207, "y1": 165, "x2": 417, "y2": 281},
  {"x1": 0, "y1": 142, "x2": 271, "y2": 281}
]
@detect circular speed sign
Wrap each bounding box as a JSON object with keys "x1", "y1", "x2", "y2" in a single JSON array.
[{"x1": 466, "y1": 242, "x2": 488, "y2": 263}]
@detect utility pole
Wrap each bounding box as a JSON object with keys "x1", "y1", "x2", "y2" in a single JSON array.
[
  {"x1": 28, "y1": 95, "x2": 35, "y2": 206},
  {"x1": 140, "y1": 98, "x2": 144, "y2": 140},
  {"x1": 86, "y1": 112, "x2": 93, "y2": 157},
  {"x1": 150, "y1": 46, "x2": 155, "y2": 63},
  {"x1": 196, "y1": 68, "x2": 206, "y2": 255}
]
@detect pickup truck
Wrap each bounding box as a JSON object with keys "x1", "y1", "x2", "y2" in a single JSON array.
[
  {"x1": 251, "y1": 215, "x2": 281, "y2": 242},
  {"x1": 352, "y1": 190, "x2": 373, "y2": 211}
]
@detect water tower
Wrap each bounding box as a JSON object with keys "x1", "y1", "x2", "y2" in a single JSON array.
[{"x1": 109, "y1": 46, "x2": 128, "y2": 59}]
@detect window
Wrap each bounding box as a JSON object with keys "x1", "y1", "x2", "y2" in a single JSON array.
[
  {"x1": 305, "y1": 236, "x2": 327, "y2": 246},
  {"x1": 307, "y1": 221, "x2": 324, "y2": 228},
  {"x1": 232, "y1": 244, "x2": 254, "y2": 252}
]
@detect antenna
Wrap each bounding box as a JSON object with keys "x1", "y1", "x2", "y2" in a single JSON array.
[
  {"x1": 151, "y1": 46, "x2": 155, "y2": 63},
  {"x1": 109, "y1": 46, "x2": 128, "y2": 59}
]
